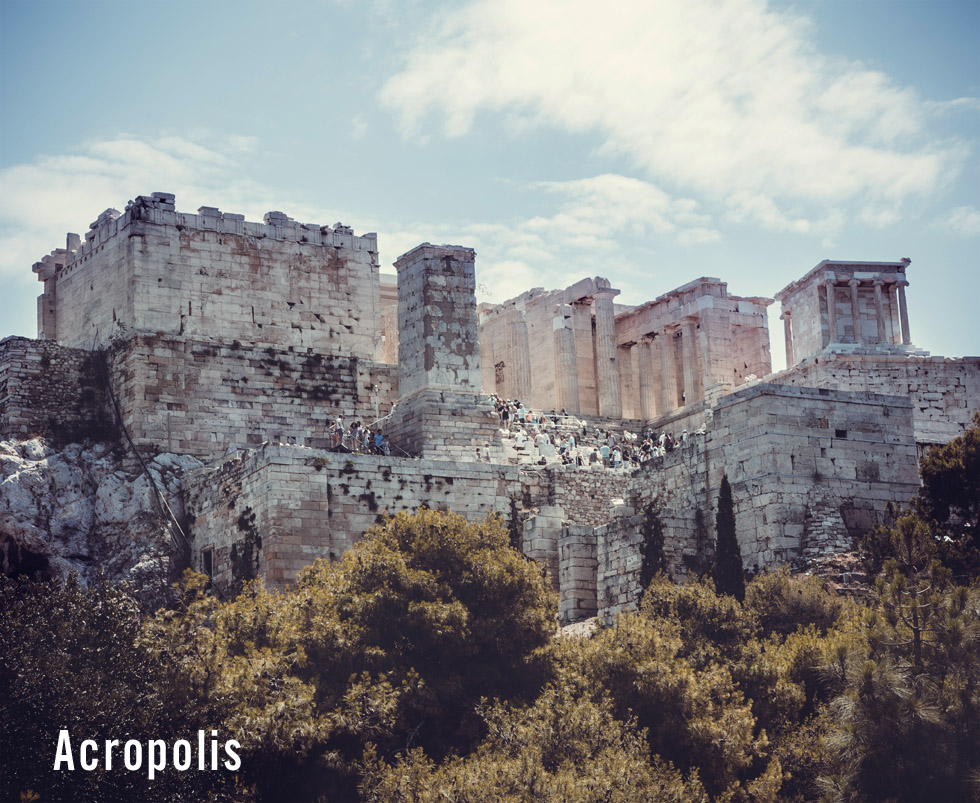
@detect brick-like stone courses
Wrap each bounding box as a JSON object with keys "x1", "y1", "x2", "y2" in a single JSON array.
[
  {"x1": 107, "y1": 334, "x2": 397, "y2": 459},
  {"x1": 0, "y1": 337, "x2": 114, "y2": 444},
  {"x1": 185, "y1": 445, "x2": 521, "y2": 590},
  {"x1": 39, "y1": 194, "x2": 382, "y2": 360},
  {"x1": 395, "y1": 244, "x2": 482, "y2": 397},
  {"x1": 707, "y1": 384, "x2": 919, "y2": 568},
  {"x1": 559, "y1": 523, "x2": 599, "y2": 624},
  {"x1": 774, "y1": 354, "x2": 980, "y2": 445},
  {"x1": 544, "y1": 466, "x2": 632, "y2": 527},
  {"x1": 594, "y1": 384, "x2": 920, "y2": 623},
  {"x1": 388, "y1": 390, "x2": 502, "y2": 461}
]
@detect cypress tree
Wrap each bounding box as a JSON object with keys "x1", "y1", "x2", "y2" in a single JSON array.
[{"x1": 713, "y1": 474, "x2": 745, "y2": 601}]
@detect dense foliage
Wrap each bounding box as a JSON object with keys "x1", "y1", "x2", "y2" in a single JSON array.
[
  {"x1": 2, "y1": 415, "x2": 978, "y2": 802},
  {"x1": 713, "y1": 474, "x2": 746, "y2": 602}
]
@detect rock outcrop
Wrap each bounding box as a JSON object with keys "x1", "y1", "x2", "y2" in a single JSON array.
[{"x1": 0, "y1": 438, "x2": 202, "y2": 605}]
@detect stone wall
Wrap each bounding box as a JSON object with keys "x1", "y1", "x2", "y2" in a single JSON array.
[
  {"x1": 106, "y1": 333, "x2": 397, "y2": 460},
  {"x1": 184, "y1": 445, "x2": 521, "y2": 591},
  {"x1": 772, "y1": 353, "x2": 980, "y2": 444},
  {"x1": 593, "y1": 383, "x2": 921, "y2": 623},
  {"x1": 37, "y1": 194, "x2": 382, "y2": 359},
  {"x1": 522, "y1": 465, "x2": 632, "y2": 527},
  {"x1": 0, "y1": 337, "x2": 115, "y2": 444}
]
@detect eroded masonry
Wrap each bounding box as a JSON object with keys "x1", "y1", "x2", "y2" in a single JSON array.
[{"x1": 3, "y1": 193, "x2": 977, "y2": 622}]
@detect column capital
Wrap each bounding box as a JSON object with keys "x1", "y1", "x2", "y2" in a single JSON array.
[
  {"x1": 872, "y1": 278, "x2": 886, "y2": 287},
  {"x1": 780, "y1": 309, "x2": 791, "y2": 320},
  {"x1": 822, "y1": 273, "x2": 837, "y2": 286},
  {"x1": 593, "y1": 286, "x2": 621, "y2": 299},
  {"x1": 895, "y1": 279, "x2": 910, "y2": 288},
  {"x1": 848, "y1": 277, "x2": 861, "y2": 287}
]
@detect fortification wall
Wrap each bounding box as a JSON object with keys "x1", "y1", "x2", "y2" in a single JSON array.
[
  {"x1": 184, "y1": 445, "x2": 521, "y2": 590},
  {"x1": 106, "y1": 333, "x2": 397, "y2": 460},
  {"x1": 519, "y1": 465, "x2": 632, "y2": 527},
  {"x1": 772, "y1": 354, "x2": 980, "y2": 444},
  {"x1": 592, "y1": 384, "x2": 920, "y2": 623},
  {"x1": 39, "y1": 194, "x2": 382, "y2": 359},
  {"x1": 0, "y1": 337, "x2": 115, "y2": 444}
]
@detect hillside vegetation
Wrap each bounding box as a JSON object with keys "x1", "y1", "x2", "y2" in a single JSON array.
[{"x1": 2, "y1": 416, "x2": 978, "y2": 803}]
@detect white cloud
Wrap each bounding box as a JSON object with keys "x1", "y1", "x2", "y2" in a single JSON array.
[
  {"x1": 941, "y1": 206, "x2": 980, "y2": 237},
  {"x1": 0, "y1": 134, "x2": 354, "y2": 283},
  {"x1": 380, "y1": 0, "x2": 964, "y2": 233},
  {"x1": 373, "y1": 174, "x2": 717, "y2": 304}
]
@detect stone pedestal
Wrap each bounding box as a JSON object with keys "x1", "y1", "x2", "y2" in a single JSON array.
[{"x1": 388, "y1": 243, "x2": 500, "y2": 459}]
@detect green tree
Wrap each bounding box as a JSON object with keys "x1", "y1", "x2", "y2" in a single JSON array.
[
  {"x1": 820, "y1": 550, "x2": 980, "y2": 801},
  {"x1": 918, "y1": 410, "x2": 980, "y2": 538},
  {"x1": 145, "y1": 509, "x2": 558, "y2": 801},
  {"x1": 362, "y1": 676, "x2": 709, "y2": 803},
  {"x1": 744, "y1": 565, "x2": 844, "y2": 640},
  {"x1": 0, "y1": 575, "x2": 241, "y2": 803},
  {"x1": 713, "y1": 474, "x2": 745, "y2": 602}
]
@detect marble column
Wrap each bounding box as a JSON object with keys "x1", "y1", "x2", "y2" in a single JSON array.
[
  {"x1": 553, "y1": 305, "x2": 580, "y2": 413},
  {"x1": 887, "y1": 283, "x2": 901, "y2": 344},
  {"x1": 509, "y1": 311, "x2": 533, "y2": 403},
  {"x1": 618, "y1": 343, "x2": 637, "y2": 419},
  {"x1": 849, "y1": 279, "x2": 863, "y2": 344},
  {"x1": 872, "y1": 280, "x2": 887, "y2": 345},
  {"x1": 593, "y1": 288, "x2": 622, "y2": 418},
  {"x1": 638, "y1": 336, "x2": 656, "y2": 420},
  {"x1": 659, "y1": 326, "x2": 677, "y2": 414},
  {"x1": 681, "y1": 318, "x2": 699, "y2": 405},
  {"x1": 897, "y1": 281, "x2": 911, "y2": 345},
  {"x1": 824, "y1": 277, "x2": 838, "y2": 346},
  {"x1": 781, "y1": 310, "x2": 794, "y2": 367}
]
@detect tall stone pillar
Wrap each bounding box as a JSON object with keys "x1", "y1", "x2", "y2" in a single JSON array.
[
  {"x1": 593, "y1": 288, "x2": 622, "y2": 418},
  {"x1": 696, "y1": 305, "x2": 732, "y2": 393},
  {"x1": 570, "y1": 300, "x2": 597, "y2": 416},
  {"x1": 659, "y1": 326, "x2": 677, "y2": 415},
  {"x1": 395, "y1": 244, "x2": 481, "y2": 395},
  {"x1": 509, "y1": 311, "x2": 533, "y2": 402},
  {"x1": 781, "y1": 310, "x2": 794, "y2": 367},
  {"x1": 554, "y1": 305, "x2": 580, "y2": 414},
  {"x1": 388, "y1": 243, "x2": 499, "y2": 459},
  {"x1": 618, "y1": 343, "x2": 637, "y2": 419},
  {"x1": 897, "y1": 281, "x2": 911, "y2": 345},
  {"x1": 638, "y1": 336, "x2": 656, "y2": 420},
  {"x1": 848, "y1": 279, "x2": 863, "y2": 344},
  {"x1": 888, "y1": 283, "x2": 901, "y2": 344},
  {"x1": 823, "y1": 277, "x2": 838, "y2": 346},
  {"x1": 680, "y1": 319, "x2": 698, "y2": 406},
  {"x1": 873, "y1": 280, "x2": 887, "y2": 345}
]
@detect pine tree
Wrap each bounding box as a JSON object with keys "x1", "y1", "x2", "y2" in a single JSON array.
[{"x1": 713, "y1": 474, "x2": 745, "y2": 601}]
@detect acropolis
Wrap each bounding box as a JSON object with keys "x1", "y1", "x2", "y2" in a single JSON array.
[{"x1": 2, "y1": 192, "x2": 977, "y2": 622}]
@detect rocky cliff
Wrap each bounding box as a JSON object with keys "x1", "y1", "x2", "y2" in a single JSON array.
[{"x1": 0, "y1": 438, "x2": 202, "y2": 605}]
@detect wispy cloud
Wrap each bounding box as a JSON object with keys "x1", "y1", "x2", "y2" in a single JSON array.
[
  {"x1": 380, "y1": 0, "x2": 966, "y2": 234},
  {"x1": 374, "y1": 174, "x2": 716, "y2": 305},
  {"x1": 0, "y1": 135, "x2": 262, "y2": 278},
  {"x1": 940, "y1": 205, "x2": 980, "y2": 237}
]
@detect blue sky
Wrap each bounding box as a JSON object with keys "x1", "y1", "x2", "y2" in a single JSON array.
[{"x1": 1, "y1": 0, "x2": 977, "y2": 370}]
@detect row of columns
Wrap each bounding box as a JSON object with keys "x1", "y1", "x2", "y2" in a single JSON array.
[
  {"x1": 553, "y1": 291, "x2": 622, "y2": 418},
  {"x1": 620, "y1": 322, "x2": 702, "y2": 420},
  {"x1": 783, "y1": 276, "x2": 911, "y2": 363}
]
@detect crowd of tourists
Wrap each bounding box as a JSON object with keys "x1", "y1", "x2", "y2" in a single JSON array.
[
  {"x1": 490, "y1": 394, "x2": 697, "y2": 470},
  {"x1": 329, "y1": 416, "x2": 391, "y2": 456}
]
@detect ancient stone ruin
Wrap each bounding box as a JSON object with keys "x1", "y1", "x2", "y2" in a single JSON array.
[{"x1": 2, "y1": 193, "x2": 977, "y2": 621}]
